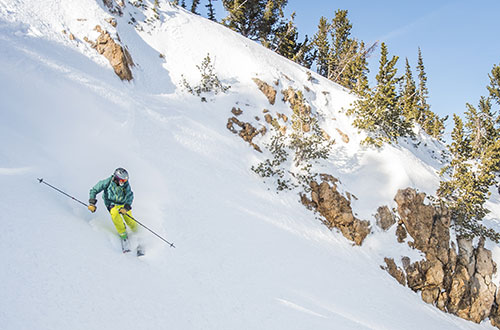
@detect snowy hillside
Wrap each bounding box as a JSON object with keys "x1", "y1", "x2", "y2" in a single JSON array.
[{"x1": 1, "y1": 0, "x2": 500, "y2": 329}]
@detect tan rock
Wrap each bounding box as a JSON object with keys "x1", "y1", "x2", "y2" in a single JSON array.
[
  {"x1": 252, "y1": 78, "x2": 277, "y2": 105},
  {"x1": 422, "y1": 287, "x2": 440, "y2": 304},
  {"x1": 375, "y1": 206, "x2": 396, "y2": 231},
  {"x1": 384, "y1": 258, "x2": 406, "y2": 286},
  {"x1": 231, "y1": 107, "x2": 243, "y2": 116},
  {"x1": 335, "y1": 128, "x2": 349, "y2": 143},
  {"x1": 302, "y1": 176, "x2": 370, "y2": 245},
  {"x1": 226, "y1": 117, "x2": 262, "y2": 152},
  {"x1": 90, "y1": 26, "x2": 133, "y2": 81}
]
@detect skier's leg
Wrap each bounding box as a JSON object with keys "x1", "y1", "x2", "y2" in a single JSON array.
[
  {"x1": 109, "y1": 205, "x2": 127, "y2": 238},
  {"x1": 122, "y1": 209, "x2": 138, "y2": 233}
]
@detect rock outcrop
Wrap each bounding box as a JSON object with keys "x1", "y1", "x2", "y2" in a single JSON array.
[
  {"x1": 85, "y1": 26, "x2": 134, "y2": 81},
  {"x1": 226, "y1": 116, "x2": 264, "y2": 152},
  {"x1": 375, "y1": 206, "x2": 396, "y2": 231},
  {"x1": 282, "y1": 87, "x2": 312, "y2": 133},
  {"x1": 335, "y1": 128, "x2": 350, "y2": 144},
  {"x1": 102, "y1": 0, "x2": 124, "y2": 16},
  {"x1": 252, "y1": 78, "x2": 277, "y2": 105},
  {"x1": 301, "y1": 174, "x2": 370, "y2": 245},
  {"x1": 384, "y1": 188, "x2": 499, "y2": 327}
]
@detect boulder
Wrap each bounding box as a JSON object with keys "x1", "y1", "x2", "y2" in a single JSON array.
[{"x1": 375, "y1": 206, "x2": 396, "y2": 231}]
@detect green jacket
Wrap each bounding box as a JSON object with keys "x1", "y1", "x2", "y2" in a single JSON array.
[{"x1": 89, "y1": 176, "x2": 134, "y2": 208}]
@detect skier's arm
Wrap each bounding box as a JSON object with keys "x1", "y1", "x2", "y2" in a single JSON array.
[
  {"x1": 124, "y1": 185, "x2": 134, "y2": 209},
  {"x1": 89, "y1": 177, "x2": 111, "y2": 203}
]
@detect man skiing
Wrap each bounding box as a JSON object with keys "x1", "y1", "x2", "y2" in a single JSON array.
[{"x1": 88, "y1": 168, "x2": 137, "y2": 242}]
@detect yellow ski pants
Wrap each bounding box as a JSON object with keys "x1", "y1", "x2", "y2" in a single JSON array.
[{"x1": 109, "y1": 205, "x2": 137, "y2": 236}]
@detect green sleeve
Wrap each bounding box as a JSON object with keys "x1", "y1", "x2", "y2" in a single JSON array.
[
  {"x1": 124, "y1": 184, "x2": 134, "y2": 205},
  {"x1": 89, "y1": 177, "x2": 112, "y2": 200}
]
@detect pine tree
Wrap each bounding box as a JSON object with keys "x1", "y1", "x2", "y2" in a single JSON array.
[
  {"x1": 313, "y1": 17, "x2": 330, "y2": 77},
  {"x1": 487, "y1": 64, "x2": 500, "y2": 144},
  {"x1": 465, "y1": 97, "x2": 496, "y2": 158},
  {"x1": 400, "y1": 58, "x2": 418, "y2": 123},
  {"x1": 271, "y1": 12, "x2": 299, "y2": 60},
  {"x1": 416, "y1": 48, "x2": 430, "y2": 114},
  {"x1": 413, "y1": 48, "x2": 445, "y2": 139},
  {"x1": 328, "y1": 9, "x2": 353, "y2": 82},
  {"x1": 347, "y1": 40, "x2": 372, "y2": 97},
  {"x1": 191, "y1": 0, "x2": 200, "y2": 14},
  {"x1": 206, "y1": 0, "x2": 217, "y2": 21},
  {"x1": 348, "y1": 43, "x2": 411, "y2": 146},
  {"x1": 180, "y1": 0, "x2": 186, "y2": 8},
  {"x1": 221, "y1": 0, "x2": 288, "y2": 42},
  {"x1": 292, "y1": 35, "x2": 315, "y2": 69},
  {"x1": 488, "y1": 63, "x2": 500, "y2": 104},
  {"x1": 438, "y1": 114, "x2": 500, "y2": 242},
  {"x1": 312, "y1": 10, "x2": 371, "y2": 95}
]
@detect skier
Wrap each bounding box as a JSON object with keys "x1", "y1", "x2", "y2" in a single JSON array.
[{"x1": 87, "y1": 168, "x2": 137, "y2": 241}]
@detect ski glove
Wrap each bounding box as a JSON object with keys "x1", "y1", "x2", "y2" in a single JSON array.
[
  {"x1": 88, "y1": 199, "x2": 97, "y2": 213},
  {"x1": 119, "y1": 204, "x2": 131, "y2": 215}
]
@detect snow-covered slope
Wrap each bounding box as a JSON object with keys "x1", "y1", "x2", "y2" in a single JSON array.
[{"x1": 1, "y1": 1, "x2": 499, "y2": 329}]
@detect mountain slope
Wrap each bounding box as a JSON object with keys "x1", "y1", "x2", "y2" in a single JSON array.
[{"x1": 0, "y1": 1, "x2": 498, "y2": 329}]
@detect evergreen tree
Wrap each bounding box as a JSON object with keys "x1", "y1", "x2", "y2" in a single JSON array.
[
  {"x1": 438, "y1": 114, "x2": 500, "y2": 242},
  {"x1": 413, "y1": 48, "x2": 445, "y2": 138},
  {"x1": 348, "y1": 43, "x2": 411, "y2": 146},
  {"x1": 438, "y1": 61, "x2": 500, "y2": 242},
  {"x1": 465, "y1": 97, "x2": 497, "y2": 158},
  {"x1": 292, "y1": 35, "x2": 316, "y2": 69},
  {"x1": 312, "y1": 11, "x2": 371, "y2": 95},
  {"x1": 180, "y1": 0, "x2": 186, "y2": 8},
  {"x1": 416, "y1": 48, "x2": 430, "y2": 114},
  {"x1": 313, "y1": 17, "x2": 330, "y2": 77},
  {"x1": 487, "y1": 64, "x2": 500, "y2": 142},
  {"x1": 328, "y1": 9, "x2": 354, "y2": 82},
  {"x1": 488, "y1": 63, "x2": 500, "y2": 104},
  {"x1": 206, "y1": 0, "x2": 217, "y2": 21},
  {"x1": 347, "y1": 40, "x2": 372, "y2": 97},
  {"x1": 221, "y1": 0, "x2": 287, "y2": 42},
  {"x1": 191, "y1": 0, "x2": 200, "y2": 14},
  {"x1": 400, "y1": 58, "x2": 418, "y2": 123},
  {"x1": 271, "y1": 12, "x2": 300, "y2": 60}
]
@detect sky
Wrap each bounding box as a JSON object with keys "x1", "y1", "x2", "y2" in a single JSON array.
[{"x1": 210, "y1": 0, "x2": 500, "y2": 133}]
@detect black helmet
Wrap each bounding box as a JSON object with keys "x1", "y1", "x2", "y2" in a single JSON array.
[{"x1": 114, "y1": 168, "x2": 129, "y2": 181}]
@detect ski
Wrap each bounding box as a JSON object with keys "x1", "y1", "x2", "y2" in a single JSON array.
[
  {"x1": 136, "y1": 244, "x2": 145, "y2": 257},
  {"x1": 120, "y1": 237, "x2": 131, "y2": 253}
]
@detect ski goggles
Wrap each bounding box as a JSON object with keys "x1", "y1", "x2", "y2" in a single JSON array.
[{"x1": 117, "y1": 178, "x2": 128, "y2": 185}]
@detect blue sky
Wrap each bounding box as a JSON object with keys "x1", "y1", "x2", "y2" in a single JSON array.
[{"x1": 210, "y1": 0, "x2": 500, "y2": 130}]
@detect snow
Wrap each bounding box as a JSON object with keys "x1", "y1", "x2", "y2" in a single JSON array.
[{"x1": 1, "y1": 1, "x2": 499, "y2": 329}]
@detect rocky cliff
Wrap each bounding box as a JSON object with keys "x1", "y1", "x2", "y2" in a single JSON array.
[{"x1": 383, "y1": 188, "x2": 500, "y2": 327}]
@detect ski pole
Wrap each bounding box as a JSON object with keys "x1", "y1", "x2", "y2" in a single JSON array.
[
  {"x1": 38, "y1": 178, "x2": 175, "y2": 248},
  {"x1": 38, "y1": 178, "x2": 88, "y2": 207},
  {"x1": 126, "y1": 214, "x2": 176, "y2": 248}
]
